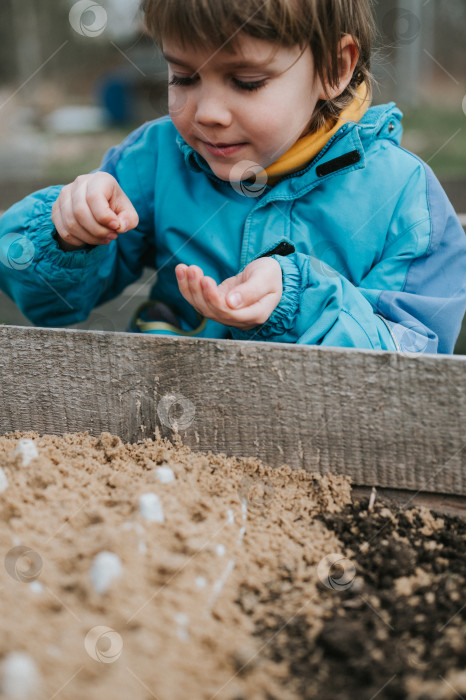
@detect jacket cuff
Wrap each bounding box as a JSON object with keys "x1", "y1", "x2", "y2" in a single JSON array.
[
  {"x1": 28, "y1": 187, "x2": 111, "y2": 284},
  {"x1": 230, "y1": 253, "x2": 302, "y2": 341}
]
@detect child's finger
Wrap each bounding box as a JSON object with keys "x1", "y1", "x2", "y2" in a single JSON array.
[
  {"x1": 86, "y1": 177, "x2": 139, "y2": 233},
  {"x1": 177, "y1": 265, "x2": 214, "y2": 318},
  {"x1": 71, "y1": 196, "x2": 121, "y2": 240},
  {"x1": 175, "y1": 264, "x2": 197, "y2": 307},
  {"x1": 186, "y1": 265, "x2": 209, "y2": 313},
  {"x1": 112, "y1": 191, "x2": 139, "y2": 232},
  {"x1": 201, "y1": 278, "x2": 271, "y2": 325},
  {"x1": 207, "y1": 269, "x2": 280, "y2": 325},
  {"x1": 85, "y1": 190, "x2": 122, "y2": 231},
  {"x1": 225, "y1": 259, "x2": 282, "y2": 310},
  {"x1": 69, "y1": 175, "x2": 118, "y2": 231},
  {"x1": 175, "y1": 263, "x2": 188, "y2": 281},
  {"x1": 58, "y1": 187, "x2": 104, "y2": 245},
  {"x1": 200, "y1": 276, "x2": 218, "y2": 294},
  {"x1": 52, "y1": 201, "x2": 86, "y2": 248},
  {"x1": 200, "y1": 276, "x2": 223, "y2": 309},
  {"x1": 63, "y1": 194, "x2": 115, "y2": 245},
  {"x1": 226, "y1": 297, "x2": 277, "y2": 328}
]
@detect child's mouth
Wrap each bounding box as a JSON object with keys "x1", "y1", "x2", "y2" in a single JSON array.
[{"x1": 202, "y1": 141, "x2": 247, "y2": 157}]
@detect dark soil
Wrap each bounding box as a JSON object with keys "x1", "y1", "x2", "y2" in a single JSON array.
[{"x1": 247, "y1": 499, "x2": 466, "y2": 700}]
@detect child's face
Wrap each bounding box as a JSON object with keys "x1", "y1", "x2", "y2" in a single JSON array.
[{"x1": 162, "y1": 34, "x2": 326, "y2": 182}]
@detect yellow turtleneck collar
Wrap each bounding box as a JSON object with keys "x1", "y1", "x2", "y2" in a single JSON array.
[{"x1": 263, "y1": 82, "x2": 370, "y2": 184}]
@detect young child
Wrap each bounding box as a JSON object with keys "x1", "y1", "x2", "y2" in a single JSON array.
[{"x1": 0, "y1": 0, "x2": 465, "y2": 353}]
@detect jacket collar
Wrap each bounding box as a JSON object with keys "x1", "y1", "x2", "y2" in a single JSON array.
[
  {"x1": 175, "y1": 102, "x2": 403, "y2": 190},
  {"x1": 264, "y1": 82, "x2": 371, "y2": 183}
]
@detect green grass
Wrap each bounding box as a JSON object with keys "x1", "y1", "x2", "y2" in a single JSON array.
[
  {"x1": 455, "y1": 323, "x2": 466, "y2": 355},
  {"x1": 401, "y1": 106, "x2": 466, "y2": 180}
]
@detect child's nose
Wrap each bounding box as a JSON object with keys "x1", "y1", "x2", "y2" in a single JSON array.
[{"x1": 194, "y1": 88, "x2": 232, "y2": 127}]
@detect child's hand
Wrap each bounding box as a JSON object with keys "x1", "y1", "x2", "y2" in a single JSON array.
[
  {"x1": 52, "y1": 173, "x2": 139, "y2": 250},
  {"x1": 175, "y1": 257, "x2": 283, "y2": 330}
]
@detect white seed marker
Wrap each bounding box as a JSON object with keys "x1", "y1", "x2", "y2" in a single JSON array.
[
  {"x1": 90, "y1": 552, "x2": 123, "y2": 595},
  {"x1": 15, "y1": 440, "x2": 39, "y2": 467},
  {"x1": 0, "y1": 467, "x2": 8, "y2": 492},
  {"x1": 155, "y1": 466, "x2": 175, "y2": 483},
  {"x1": 208, "y1": 504, "x2": 248, "y2": 610},
  {"x1": 139, "y1": 493, "x2": 164, "y2": 523},
  {"x1": 2, "y1": 652, "x2": 41, "y2": 699}
]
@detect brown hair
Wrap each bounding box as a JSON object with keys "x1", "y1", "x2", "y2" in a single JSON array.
[{"x1": 143, "y1": 0, "x2": 376, "y2": 132}]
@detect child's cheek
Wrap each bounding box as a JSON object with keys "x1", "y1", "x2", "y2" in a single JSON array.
[{"x1": 168, "y1": 88, "x2": 189, "y2": 120}]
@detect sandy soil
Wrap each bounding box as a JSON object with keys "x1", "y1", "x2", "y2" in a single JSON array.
[{"x1": 0, "y1": 431, "x2": 465, "y2": 700}]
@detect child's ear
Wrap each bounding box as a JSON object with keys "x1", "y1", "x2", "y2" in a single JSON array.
[{"x1": 318, "y1": 35, "x2": 360, "y2": 101}]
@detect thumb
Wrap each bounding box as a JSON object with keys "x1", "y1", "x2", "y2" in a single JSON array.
[
  {"x1": 226, "y1": 278, "x2": 262, "y2": 309},
  {"x1": 225, "y1": 258, "x2": 282, "y2": 309},
  {"x1": 111, "y1": 188, "x2": 139, "y2": 233}
]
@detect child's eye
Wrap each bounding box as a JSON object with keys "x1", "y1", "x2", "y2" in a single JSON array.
[
  {"x1": 168, "y1": 75, "x2": 197, "y2": 87},
  {"x1": 233, "y1": 78, "x2": 268, "y2": 92},
  {"x1": 168, "y1": 75, "x2": 267, "y2": 92}
]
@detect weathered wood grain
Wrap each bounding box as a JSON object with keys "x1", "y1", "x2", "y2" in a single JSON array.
[{"x1": 0, "y1": 325, "x2": 464, "y2": 494}]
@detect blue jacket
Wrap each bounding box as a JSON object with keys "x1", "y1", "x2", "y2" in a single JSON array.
[{"x1": 1, "y1": 102, "x2": 465, "y2": 353}]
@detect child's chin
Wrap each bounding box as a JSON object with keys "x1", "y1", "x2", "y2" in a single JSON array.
[{"x1": 207, "y1": 164, "x2": 235, "y2": 182}]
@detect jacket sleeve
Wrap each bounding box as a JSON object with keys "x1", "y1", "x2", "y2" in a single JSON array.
[
  {"x1": 229, "y1": 166, "x2": 466, "y2": 354},
  {"x1": 0, "y1": 123, "x2": 156, "y2": 327}
]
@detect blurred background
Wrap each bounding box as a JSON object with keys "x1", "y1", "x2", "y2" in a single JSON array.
[{"x1": 0, "y1": 0, "x2": 465, "y2": 351}]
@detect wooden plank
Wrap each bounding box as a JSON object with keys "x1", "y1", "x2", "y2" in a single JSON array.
[{"x1": 0, "y1": 325, "x2": 465, "y2": 495}]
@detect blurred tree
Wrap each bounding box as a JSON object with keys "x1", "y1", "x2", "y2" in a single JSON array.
[
  {"x1": 11, "y1": 0, "x2": 42, "y2": 95},
  {"x1": 374, "y1": 0, "x2": 434, "y2": 106},
  {"x1": 0, "y1": 0, "x2": 145, "y2": 97},
  {"x1": 373, "y1": 0, "x2": 465, "y2": 107},
  {"x1": 0, "y1": 2, "x2": 15, "y2": 83}
]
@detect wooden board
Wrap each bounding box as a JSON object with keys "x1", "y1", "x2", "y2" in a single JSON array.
[{"x1": 0, "y1": 325, "x2": 465, "y2": 495}]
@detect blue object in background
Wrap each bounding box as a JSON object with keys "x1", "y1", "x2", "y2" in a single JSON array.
[{"x1": 98, "y1": 73, "x2": 134, "y2": 126}]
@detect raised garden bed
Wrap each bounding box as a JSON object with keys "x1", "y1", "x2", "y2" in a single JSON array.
[
  {"x1": 0, "y1": 326, "x2": 465, "y2": 699},
  {"x1": 0, "y1": 430, "x2": 465, "y2": 699}
]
